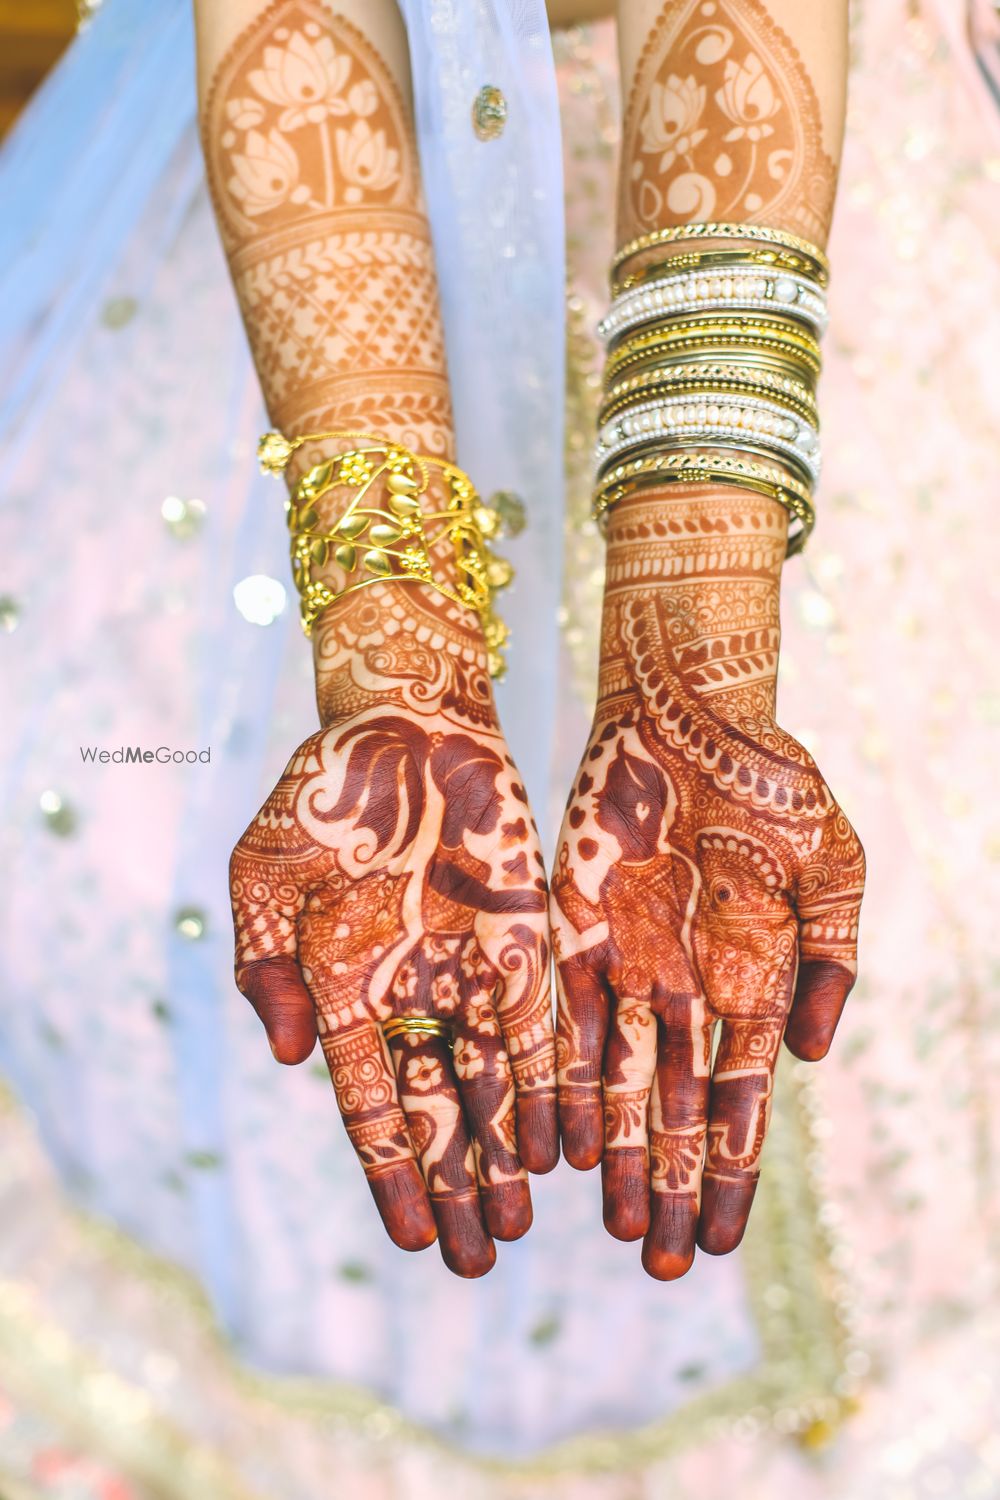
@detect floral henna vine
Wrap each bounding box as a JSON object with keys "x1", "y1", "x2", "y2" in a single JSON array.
[
  {"x1": 550, "y1": 488, "x2": 864, "y2": 1279},
  {"x1": 619, "y1": 0, "x2": 838, "y2": 245}
]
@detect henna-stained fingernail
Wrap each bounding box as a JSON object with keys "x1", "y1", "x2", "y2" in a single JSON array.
[
  {"x1": 481, "y1": 1179, "x2": 533, "y2": 1241},
  {"x1": 517, "y1": 1093, "x2": 559, "y2": 1174},
  {"x1": 370, "y1": 1163, "x2": 437, "y2": 1253},
  {"x1": 642, "y1": 1192, "x2": 698, "y2": 1280},
  {"x1": 237, "y1": 955, "x2": 318, "y2": 1064},
  {"x1": 433, "y1": 1197, "x2": 497, "y2": 1278},
  {"x1": 602, "y1": 1149, "x2": 650, "y2": 1240},
  {"x1": 559, "y1": 1101, "x2": 604, "y2": 1171},
  {"x1": 785, "y1": 960, "x2": 855, "y2": 1060},
  {"x1": 697, "y1": 1175, "x2": 758, "y2": 1254}
]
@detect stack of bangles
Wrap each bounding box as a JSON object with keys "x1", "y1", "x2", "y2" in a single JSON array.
[
  {"x1": 256, "y1": 428, "x2": 514, "y2": 677},
  {"x1": 593, "y1": 221, "x2": 831, "y2": 554}
]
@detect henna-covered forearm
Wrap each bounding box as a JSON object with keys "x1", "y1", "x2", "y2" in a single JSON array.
[
  {"x1": 615, "y1": 0, "x2": 848, "y2": 252},
  {"x1": 195, "y1": 0, "x2": 478, "y2": 668},
  {"x1": 198, "y1": 2, "x2": 558, "y2": 1274},
  {"x1": 196, "y1": 0, "x2": 451, "y2": 452},
  {"x1": 551, "y1": 1, "x2": 862, "y2": 1278}
]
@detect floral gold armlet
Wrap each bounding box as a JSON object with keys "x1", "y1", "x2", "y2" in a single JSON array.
[{"x1": 257, "y1": 429, "x2": 514, "y2": 678}]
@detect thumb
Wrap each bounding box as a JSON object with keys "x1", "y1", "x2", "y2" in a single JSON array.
[
  {"x1": 786, "y1": 816, "x2": 865, "y2": 1062},
  {"x1": 784, "y1": 958, "x2": 855, "y2": 1061},
  {"x1": 236, "y1": 954, "x2": 318, "y2": 1065}
]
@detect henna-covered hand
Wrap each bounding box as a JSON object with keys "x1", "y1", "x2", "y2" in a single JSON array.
[
  {"x1": 230, "y1": 585, "x2": 557, "y2": 1277},
  {"x1": 551, "y1": 489, "x2": 864, "y2": 1279}
]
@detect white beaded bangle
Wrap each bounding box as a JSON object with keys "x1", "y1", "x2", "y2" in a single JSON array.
[
  {"x1": 598, "y1": 390, "x2": 821, "y2": 454},
  {"x1": 598, "y1": 268, "x2": 828, "y2": 344},
  {"x1": 594, "y1": 394, "x2": 821, "y2": 487}
]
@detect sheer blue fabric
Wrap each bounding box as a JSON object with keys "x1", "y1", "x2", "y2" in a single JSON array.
[{"x1": 397, "y1": 0, "x2": 567, "y2": 830}]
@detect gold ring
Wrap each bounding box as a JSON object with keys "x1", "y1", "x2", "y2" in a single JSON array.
[{"x1": 382, "y1": 1016, "x2": 454, "y2": 1045}]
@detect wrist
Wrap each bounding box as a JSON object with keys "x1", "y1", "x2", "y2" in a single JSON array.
[
  {"x1": 596, "y1": 485, "x2": 783, "y2": 727},
  {"x1": 267, "y1": 425, "x2": 510, "y2": 714},
  {"x1": 310, "y1": 580, "x2": 494, "y2": 729},
  {"x1": 602, "y1": 483, "x2": 787, "y2": 593}
]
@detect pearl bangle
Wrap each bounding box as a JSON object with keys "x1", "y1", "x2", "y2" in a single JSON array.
[
  {"x1": 596, "y1": 222, "x2": 832, "y2": 556},
  {"x1": 599, "y1": 371, "x2": 818, "y2": 430},
  {"x1": 598, "y1": 268, "x2": 828, "y2": 344},
  {"x1": 594, "y1": 394, "x2": 822, "y2": 487}
]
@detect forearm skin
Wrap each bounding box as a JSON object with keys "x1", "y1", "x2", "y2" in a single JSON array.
[{"x1": 195, "y1": 0, "x2": 477, "y2": 706}]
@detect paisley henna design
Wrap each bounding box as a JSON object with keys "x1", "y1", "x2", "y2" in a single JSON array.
[
  {"x1": 618, "y1": 0, "x2": 838, "y2": 247},
  {"x1": 551, "y1": 488, "x2": 864, "y2": 1278}
]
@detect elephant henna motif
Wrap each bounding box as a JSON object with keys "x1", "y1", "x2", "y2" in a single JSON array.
[{"x1": 551, "y1": 488, "x2": 865, "y2": 1279}]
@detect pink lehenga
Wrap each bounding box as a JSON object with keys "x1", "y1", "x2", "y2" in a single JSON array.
[{"x1": 0, "y1": 2, "x2": 999, "y2": 1496}]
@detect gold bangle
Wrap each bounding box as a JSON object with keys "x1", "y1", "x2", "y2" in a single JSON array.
[
  {"x1": 605, "y1": 309, "x2": 823, "y2": 360},
  {"x1": 598, "y1": 372, "x2": 818, "y2": 429},
  {"x1": 611, "y1": 245, "x2": 829, "y2": 297},
  {"x1": 612, "y1": 222, "x2": 830, "y2": 285},
  {"x1": 595, "y1": 428, "x2": 819, "y2": 493},
  {"x1": 593, "y1": 449, "x2": 815, "y2": 556},
  {"x1": 258, "y1": 428, "x2": 513, "y2": 678},
  {"x1": 603, "y1": 349, "x2": 818, "y2": 399},
  {"x1": 593, "y1": 445, "x2": 814, "y2": 510},
  {"x1": 382, "y1": 1016, "x2": 454, "y2": 1045},
  {"x1": 605, "y1": 325, "x2": 822, "y2": 384}
]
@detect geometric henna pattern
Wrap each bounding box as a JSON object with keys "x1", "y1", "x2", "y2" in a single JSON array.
[
  {"x1": 551, "y1": 488, "x2": 864, "y2": 1279},
  {"x1": 230, "y1": 581, "x2": 557, "y2": 1276},
  {"x1": 618, "y1": 0, "x2": 838, "y2": 247}
]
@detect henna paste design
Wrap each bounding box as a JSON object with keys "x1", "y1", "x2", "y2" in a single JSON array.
[
  {"x1": 230, "y1": 582, "x2": 557, "y2": 1276},
  {"x1": 619, "y1": 0, "x2": 838, "y2": 245},
  {"x1": 202, "y1": 0, "x2": 452, "y2": 452},
  {"x1": 551, "y1": 488, "x2": 864, "y2": 1279},
  {"x1": 204, "y1": 7, "x2": 556, "y2": 1277}
]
